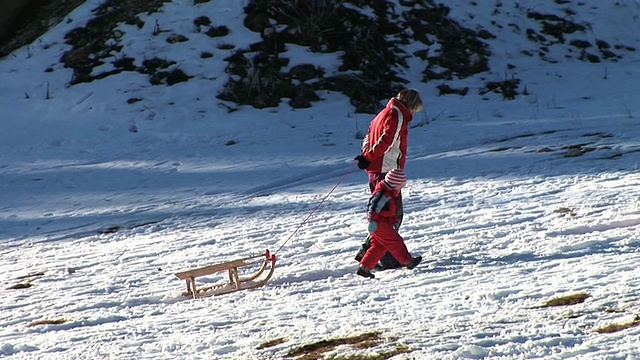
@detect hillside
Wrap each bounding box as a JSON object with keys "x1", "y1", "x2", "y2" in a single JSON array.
[{"x1": 2, "y1": 0, "x2": 637, "y2": 112}]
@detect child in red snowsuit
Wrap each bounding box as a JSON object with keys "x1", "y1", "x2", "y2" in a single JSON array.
[{"x1": 357, "y1": 169, "x2": 421, "y2": 279}]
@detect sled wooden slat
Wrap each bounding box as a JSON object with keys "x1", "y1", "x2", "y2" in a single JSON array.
[{"x1": 175, "y1": 250, "x2": 276, "y2": 299}]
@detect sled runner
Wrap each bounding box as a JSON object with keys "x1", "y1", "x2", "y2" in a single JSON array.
[{"x1": 175, "y1": 250, "x2": 276, "y2": 299}]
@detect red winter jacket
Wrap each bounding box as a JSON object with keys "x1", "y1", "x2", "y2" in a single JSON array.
[
  {"x1": 361, "y1": 98, "x2": 413, "y2": 174},
  {"x1": 367, "y1": 181, "x2": 401, "y2": 224}
]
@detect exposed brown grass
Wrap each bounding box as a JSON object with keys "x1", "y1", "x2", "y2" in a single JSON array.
[
  {"x1": 282, "y1": 331, "x2": 412, "y2": 360},
  {"x1": 257, "y1": 337, "x2": 287, "y2": 350},
  {"x1": 16, "y1": 271, "x2": 45, "y2": 280},
  {"x1": 539, "y1": 292, "x2": 591, "y2": 308},
  {"x1": 26, "y1": 318, "x2": 68, "y2": 327},
  {"x1": 594, "y1": 315, "x2": 640, "y2": 334},
  {"x1": 334, "y1": 346, "x2": 412, "y2": 360},
  {"x1": 7, "y1": 282, "x2": 33, "y2": 290},
  {"x1": 554, "y1": 207, "x2": 576, "y2": 216}
]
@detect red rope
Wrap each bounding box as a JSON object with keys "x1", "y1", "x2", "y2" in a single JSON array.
[{"x1": 274, "y1": 162, "x2": 358, "y2": 255}]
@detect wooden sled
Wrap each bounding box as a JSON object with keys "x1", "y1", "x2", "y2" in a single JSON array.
[{"x1": 175, "y1": 250, "x2": 276, "y2": 299}]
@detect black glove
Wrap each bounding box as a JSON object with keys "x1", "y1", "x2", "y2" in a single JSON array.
[{"x1": 354, "y1": 154, "x2": 371, "y2": 170}]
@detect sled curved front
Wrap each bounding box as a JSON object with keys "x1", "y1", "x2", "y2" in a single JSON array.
[{"x1": 175, "y1": 250, "x2": 276, "y2": 299}]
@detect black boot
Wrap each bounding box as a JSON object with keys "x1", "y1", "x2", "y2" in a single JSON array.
[
  {"x1": 356, "y1": 266, "x2": 375, "y2": 279},
  {"x1": 353, "y1": 237, "x2": 371, "y2": 262},
  {"x1": 377, "y1": 253, "x2": 403, "y2": 270},
  {"x1": 406, "y1": 256, "x2": 422, "y2": 270}
]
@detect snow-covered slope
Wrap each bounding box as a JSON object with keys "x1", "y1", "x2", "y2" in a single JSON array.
[{"x1": 1, "y1": 1, "x2": 640, "y2": 359}]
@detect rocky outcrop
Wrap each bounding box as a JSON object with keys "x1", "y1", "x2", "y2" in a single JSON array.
[
  {"x1": 0, "y1": 0, "x2": 85, "y2": 58},
  {"x1": 0, "y1": 0, "x2": 30, "y2": 40}
]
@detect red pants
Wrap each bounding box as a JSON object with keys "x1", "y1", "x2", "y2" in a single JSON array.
[{"x1": 360, "y1": 220, "x2": 411, "y2": 270}]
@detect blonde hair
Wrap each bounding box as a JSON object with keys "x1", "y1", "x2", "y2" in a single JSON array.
[{"x1": 396, "y1": 89, "x2": 423, "y2": 113}]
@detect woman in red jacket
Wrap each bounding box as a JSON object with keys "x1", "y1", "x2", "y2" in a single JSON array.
[
  {"x1": 357, "y1": 169, "x2": 422, "y2": 279},
  {"x1": 354, "y1": 89, "x2": 423, "y2": 269}
]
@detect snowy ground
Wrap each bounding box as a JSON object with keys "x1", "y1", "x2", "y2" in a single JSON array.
[{"x1": 2, "y1": 1, "x2": 640, "y2": 359}]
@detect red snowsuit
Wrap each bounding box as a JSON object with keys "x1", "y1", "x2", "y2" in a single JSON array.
[
  {"x1": 360, "y1": 181, "x2": 412, "y2": 270},
  {"x1": 361, "y1": 98, "x2": 414, "y2": 174}
]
